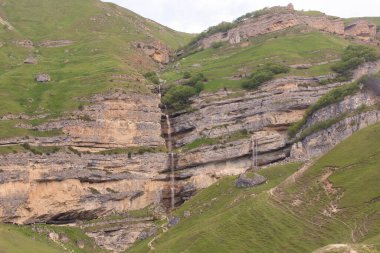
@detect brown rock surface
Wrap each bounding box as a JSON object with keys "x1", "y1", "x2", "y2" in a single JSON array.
[
  {"x1": 345, "y1": 20, "x2": 377, "y2": 41},
  {"x1": 137, "y1": 41, "x2": 171, "y2": 64}
]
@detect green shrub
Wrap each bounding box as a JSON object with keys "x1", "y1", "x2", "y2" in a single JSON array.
[
  {"x1": 162, "y1": 85, "x2": 197, "y2": 110},
  {"x1": 185, "y1": 73, "x2": 207, "y2": 86},
  {"x1": 183, "y1": 72, "x2": 191, "y2": 79},
  {"x1": 143, "y1": 71, "x2": 159, "y2": 85},
  {"x1": 331, "y1": 45, "x2": 379, "y2": 77},
  {"x1": 262, "y1": 63, "x2": 290, "y2": 75},
  {"x1": 242, "y1": 63, "x2": 289, "y2": 90},
  {"x1": 211, "y1": 42, "x2": 224, "y2": 49}
]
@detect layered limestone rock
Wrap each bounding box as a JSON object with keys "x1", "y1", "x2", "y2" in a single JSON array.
[
  {"x1": 64, "y1": 92, "x2": 165, "y2": 148},
  {"x1": 0, "y1": 91, "x2": 170, "y2": 224},
  {"x1": 0, "y1": 152, "x2": 169, "y2": 224},
  {"x1": 164, "y1": 77, "x2": 343, "y2": 189},
  {"x1": 292, "y1": 88, "x2": 380, "y2": 158},
  {"x1": 296, "y1": 110, "x2": 380, "y2": 158}
]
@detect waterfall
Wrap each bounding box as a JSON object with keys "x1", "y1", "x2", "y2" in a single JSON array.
[
  {"x1": 251, "y1": 137, "x2": 259, "y2": 170},
  {"x1": 166, "y1": 114, "x2": 176, "y2": 209},
  {"x1": 158, "y1": 83, "x2": 176, "y2": 210}
]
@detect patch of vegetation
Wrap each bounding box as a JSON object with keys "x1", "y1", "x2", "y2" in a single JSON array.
[
  {"x1": 211, "y1": 42, "x2": 224, "y2": 49},
  {"x1": 0, "y1": 145, "x2": 26, "y2": 154},
  {"x1": 288, "y1": 82, "x2": 359, "y2": 137},
  {"x1": 162, "y1": 73, "x2": 208, "y2": 111},
  {"x1": 98, "y1": 146, "x2": 167, "y2": 156},
  {"x1": 143, "y1": 72, "x2": 159, "y2": 85},
  {"x1": 242, "y1": 63, "x2": 289, "y2": 90},
  {"x1": 162, "y1": 85, "x2": 197, "y2": 111},
  {"x1": 330, "y1": 45, "x2": 379, "y2": 80},
  {"x1": 182, "y1": 129, "x2": 250, "y2": 151},
  {"x1": 21, "y1": 143, "x2": 61, "y2": 155},
  {"x1": 0, "y1": 223, "x2": 104, "y2": 253},
  {"x1": 88, "y1": 187, "x2": 100, "y2": 195}
]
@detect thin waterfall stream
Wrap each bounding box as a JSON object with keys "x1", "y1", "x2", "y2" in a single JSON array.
[{"x1": 158, "y1": 84, "x2": 176, "y2": 209}]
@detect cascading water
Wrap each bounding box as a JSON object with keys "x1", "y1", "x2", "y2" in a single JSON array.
[
  {"x1": 251, "y1": 136, "x2": 258, "y2": 170},
  {"x1": 166, "y1": 114, "x2": 176, "y2": 209},
  {"x1": 158, "y1": 83, "x2": 176, "y2": 209}
]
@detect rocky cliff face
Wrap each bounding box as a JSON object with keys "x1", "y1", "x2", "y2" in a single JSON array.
[
  {"x1": 164, "y1": 77, "x2": 340, "y2": 189},
  {"x1": 199, "y1": 8, "x2": 377, "y2": 49},
  {"x1": 0, "y1": 92, "x2": 170, "y2": 225},
  {"x1": 291, "y1": 89, "x2": 380, "y2": 159}
]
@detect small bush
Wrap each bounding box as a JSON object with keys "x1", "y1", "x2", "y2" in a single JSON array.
[
  {"x1": 211, "y1": 42, "x2": 224, "y2": 49},
  {"x1": 143, "y1": 71, "x2": 159, "y2": 85},
  {"x1": 89, "y1": 187, "x2": 100, "y2": 195},
  {"x1": 242, "y1": 63, "x2": 289, "y2": 90},
  {"x1": 183, "y1": 72, "x2": 191, "y2": 79},
  {"x1": 162, "y1": 85, "x2": 197, "y2": 111},
  {"x1": 331, "y1": 45, "x2": 379, "y2": 78},
  {"x1": 185, "y1": 73, "x2": 207, "y2": 86}
]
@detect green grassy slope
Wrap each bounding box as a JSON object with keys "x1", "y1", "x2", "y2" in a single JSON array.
[
  {"x1": 129, "y1": 123, "x2": 380, "y2": 253},
  {"x1": 0, "y1": 0, "x2": 192, "y2": 118},
  {"x1": 163, "y1": 28, "x2": 350, "y2": 92},
  {"x1": 0, "y1": 223, "x2": 105, "y2": 253}
]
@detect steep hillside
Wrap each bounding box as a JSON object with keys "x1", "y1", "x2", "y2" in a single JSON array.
[
  {"x1": 1, "y1": 2, "x2": 380, "y2": 252},
  {"x1": 0, "y1": 0, "x2": 191, "y2": 120},
  {"x1": 129, "y1": 122, "x2": 380, "y2": 252}
]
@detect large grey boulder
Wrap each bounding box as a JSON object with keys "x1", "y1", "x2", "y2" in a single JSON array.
[
  {"x1": 236, "y1": 173, "x2": 267, "y2": 188},
  {"x1": 36, "y1": 73, "x2": 51, "y2": 82}
]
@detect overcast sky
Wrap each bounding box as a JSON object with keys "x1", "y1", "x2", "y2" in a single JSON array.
[{"x1": 104, "y1": 0, "x2": 380, "y2": 33}]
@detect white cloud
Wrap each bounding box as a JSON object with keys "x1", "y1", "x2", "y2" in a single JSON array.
[{"x1": 105, "y1": 0, "x2": 380, "y2": 33}]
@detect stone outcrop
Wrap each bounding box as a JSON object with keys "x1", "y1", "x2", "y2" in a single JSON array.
[
  {"x1": 0, "y1": 16, "x2": 13, "y2": 30},
  {"x1": 198, "y1": 6, "x2": 376, "y2": 49},
  {"x1": 36, "y1": 73, "x2": 51, "y2": 82},
  {"x1": 16, "y1": 40, "x2": 34, "y2": 49},
  {"x1": 24, "y1": 57, "x2": 38, "y2": 65},
  {"x1": 345, "y1": 20, "x2": 377, "y2": 42},
  {"x1": 236, "y1": 173, "x2": 267, "y2": 188},
  {"x1": 84, "y1": 217, "x2": 156, "y2": 252},
  {"x1": 137, "y1": 41, "x2": 171, "y2": 64},
  {"x1": 39, "y1": 40, "x2": 74, "y2": 47}
]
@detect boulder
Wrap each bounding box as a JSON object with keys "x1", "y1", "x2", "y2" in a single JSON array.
[
  {"x1": 76, "y1": 239, "x2": 85, "y2": 249},
  {"x1": 59, "y1": 233, "x2": 70, "y2": 243},
  {"x1": 48, "y1": 232, "x2": 59, "y2": 241},
  {"x1": 168, "y1": 216, "x2": 180, "y2": 227},
  {"x1": 183, "y1": 210, "x2": 191, "y2": 218},
  {"x1": 36, "y1": 73, "x2": 51, "y2": 82},
  {"x1": 24, "y1": 57, "x2": 38, "y2": 65},
  {"x1": 236, "y1": 173, "x2": 267, "y2": 188}
]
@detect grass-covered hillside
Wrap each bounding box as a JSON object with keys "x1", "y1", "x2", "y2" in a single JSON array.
[
  {"x1": 129, "y1": 123, "x2": 380, "y2": 253},
  {"x1": 0, "y1": 0, "x2": 192, "y2": 118},
  {"x1": 163, "y1": 28, "x2": 351, "y2": 93}
]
